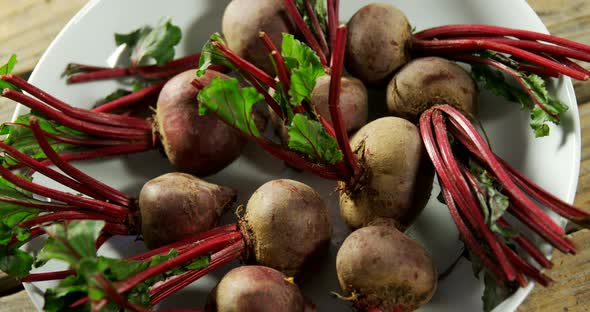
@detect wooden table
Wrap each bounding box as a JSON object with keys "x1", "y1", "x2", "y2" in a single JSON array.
[{"x1": 0, "y1": 0, "x2": 589, "y2": 311}]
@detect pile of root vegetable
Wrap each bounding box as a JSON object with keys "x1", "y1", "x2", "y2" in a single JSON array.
[{"x1": 1, "y1": 0, "x2": 590, "y2": 311}]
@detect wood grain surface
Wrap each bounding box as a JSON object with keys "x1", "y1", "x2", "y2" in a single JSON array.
[{"x1": 0, "y1": 0, "x2": 589, "y2": 311}]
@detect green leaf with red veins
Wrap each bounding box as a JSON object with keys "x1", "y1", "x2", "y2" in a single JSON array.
[
  {"x1": 281, "y1": 34, "x2": 325, "y2": 107},
  {"x1": 198, "y1": 77, "x2": 263, "y2": 138},
  {"x1": 288, "y1": 114, "x2": 343, "y2": 164},
  {"x1": 115, "y1": 18, "x2": 182, "y2": 66},
  {"x1": 197, "y1": 33, "x2": 236, "y2": 77},
  {"x1": 38, "y1": 220, "x2": 105, "y2": 265},
  {"x1": 0, "y1": 54, "x2": 19, "y2": 92}
]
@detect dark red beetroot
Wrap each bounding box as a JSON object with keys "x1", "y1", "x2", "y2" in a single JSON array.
[
  {"x1": 156, "y1": 69, "x2": 246, "y2": 176},
  {"x1": 206, "y1": 266, "x2": 314, "y2": 312},
  {"x1": 336, "y1": 224, "x2": 437, "y2": 312},
  {"x1": 139, "y1": 173, "x2": 236, "y2": 249},
  {"x1": 1, "y1": 68, "x2": 243, "y2": 177},
  {"x1": 1, "y1": 119, "x2": 237, "y2": 264}
]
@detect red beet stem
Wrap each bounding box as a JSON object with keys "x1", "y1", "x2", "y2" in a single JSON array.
[
  {"x1": 283, "y1": 0, "x2": 328, "y2": 66},
  {"x1": 327, "y1": 0, "x2": 337, "y2": 63},
  {"x1": 20, "y1": 270, "x2": 76, "y2": 283},
  {"x1": 412, "y1": 38, "x2": 588, "y2": 80},
  {"x1": 129, "y1": 224, "x2": 238, "y2": 261},
  {"x1": 19, "y1": 211, "x2": 120, "y2": 228},
  {"x1": 0, "y1": 197, "x2": 75, "y2": 211},
  {"x1": 2, "y1": 89, "x2": 149, "y2": 140},
  {"x1": 0, "y1": 140, "x2": 103, "y2": 200},
  {"x1": 17, "y1": 142, "x2": 152, "y2": 175},
  {"x1": 553, "y1": 56, "x2": 590, "y2": 77},
  {"x1": 4, "y1": 122, "x2": 130, "y2": 147},
  {"x1": 413, "y1": 24, "x2": 590, "y2": 54},
  {"x1": 451, "y1": 54, "x2": 558, "y2": 119},
  {"x1": 516, "y1": 64, "x2": 561, "y2": 78},
  {"x1": 238, "y1": 70, "x2": 284, "y2": 119},
  {"x1": 212, "y1": 42, "x2": 278, "y2": 89},
  {"x1": 3, "y1": 75, "x2": 151, "y2": 130},
  {"x1": 30, "y1": 118, "x2": 132, "y2": 207},
  {"x1": 437, "y1": 105, "x2": 567, "y2": 236},
  {"x1": 496, "y1": 219, "x2": 553, "y2": 269},
  {"x1": 0, "y1": 165, "x2": 127, "y2": 220},
  {"x1": 329, "y1": 25, "x2": 359, "y2": 181},
  {"x1": 502, "y1": 243, "x2": 553, "y2": 287},
  {"x1": 259, "y1": 32, "x2": 291, "y2": 95},
  {"x1": 319, "y1": 115, "x2": 337, "y2": 138},
  {"x1": 431, "y1": 111, "x2": 516, "y2": 281},
  {"x1": 149, "y1": 240, "x2": 244, "y2": 305},
  {"x1": 67, "y1": 53, "x2": 202, "y2": 84},
  {"x1": 114, "y1": 230, "x2": 243, "y2": 295},
  {"x1": 419, "y1": 110, "x2": 504, "y2": 279},
  {"x1": 503, "y1": 160, "x2": 590, "y2": 223},
  {"x1": 92, "y1": 81, "x2": 165, "y2": 113},
  {"x1": 252, "y1": 136, "x2": 345, "y2": 180},
  {"x1": 305, "y1": 0, "x2": 330, "y2": 58}
]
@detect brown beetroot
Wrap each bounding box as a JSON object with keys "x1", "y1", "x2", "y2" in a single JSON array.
[
  {"x1": 345, "y1": 3, "x2": 412, "y2": 85},
  {"x1": 312, "y1": 75, "x2": 368, "y2": 133},
  {"x1": 206, "y1": 265, "x2": 311, "y2": 312},
  {"x1": 242, "y1": 179, "x2": 332, "y2": 276},
  {"x1": 156, "y1": 69, "x2": 246, "y2": 176},
  {"x1": 339, "y1": 117, "x2": 434, "y2": 230},
  {"x1": 386, "y1": 57, "x2": 478, "y2": 122},
  {"x1": 139, "y1": 172, "x2": 237, "y2": 248},
  {"x1": 222, "y1": 0, "x2": 295, "y2": 75},
  {"x1": 336, "y1": 225, "x2": 437, "y2": 312}
]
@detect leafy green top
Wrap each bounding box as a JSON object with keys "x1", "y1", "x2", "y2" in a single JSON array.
[
  {"x1": 470, "y1": 54, "x2": 568, "y2": 137},
  {"x1": 196, "y1": 33, "x2": 343, "y2": 165},
  {"x1": 0, "y1": 54, "x2": 18, "y2": 92},
  {"x1": 39, "y1": 220, "x2": 209, "y2": 311},
  {"x1": 115, "y1": 17, "x2": 182, "y2": 66}
]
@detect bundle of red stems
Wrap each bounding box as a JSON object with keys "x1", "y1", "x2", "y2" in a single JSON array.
[
  {"x1": 413, "y1": 24, "x2": 590, "y2": 81},
  {"x1": 1, "y1": 74, "x2": 154, "y2": 167},
  {"x1": 420, "y1": 104, "x2": 590, "y2": 286},
  {"x1": 0, "y1": 118, "x2": 137, "y2": 250},
  {"x1": 42, "y1": 225, "x2": 245, "y2": 311},
  {"x1": 65, "y1": 53, "x2": 203, "y2": 84},
  {"x1": 195, "y1": 24, "x2": 361, "y2": 183}
]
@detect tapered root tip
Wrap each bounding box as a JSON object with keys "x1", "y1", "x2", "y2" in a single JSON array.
[{"x1": 259, "y1": 31, "x2": 266, "y2": 38}]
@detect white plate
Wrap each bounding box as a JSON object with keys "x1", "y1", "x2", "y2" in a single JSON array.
[{"x1": 17, "y1": 0, "x2": 580, "y2": 311}]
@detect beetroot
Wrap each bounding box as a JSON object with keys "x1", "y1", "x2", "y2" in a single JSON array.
[
  {"x1": 139, "y1": 173, "x2": 236, "y2": 248},
  {"x1": 336, "y1": 224, "x2": 437, "y2": 312},
  {"x1": 156, "y1": 69, "x2": 246, "y2": 175},
  {"x1": 206, "y1": 266, "x2": 313, "y2": 312},
  {"x1": 1, "y1": 68, "x2": 244, "y2": 177}
]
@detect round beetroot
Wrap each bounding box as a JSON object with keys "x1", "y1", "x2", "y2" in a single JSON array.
[
  {"x1": 206, "y1": 265, "x2": 310, "y2": 312},
  {"x1": 156, "y1": 69, "x2": 246, "y2": 176},
  {"x1": 336, "y1": 225, "x2": 437, "y2": 311},
  {"x1": 139, "y1": 172, "x2": 237, "y2": 248}
]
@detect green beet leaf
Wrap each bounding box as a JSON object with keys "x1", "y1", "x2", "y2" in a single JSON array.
[
  {"x1": 198, "y1": 77, "x2": 263, "y2": 138},
  {"x1": 0, "y1": 54, "x2": 19, "y2": 92},
  {"x1": 115, "y1": 17, "x2": 182, "y2": 66},
  {"x1": 288, "y1": 114, "x2": 343, "y2": 165},
  {"x1": 281, "y1": 34, "x2": 326, "y2": 106},
  {"x1": 197, "y1": 33, "x2": 235, "y2": 77}
]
